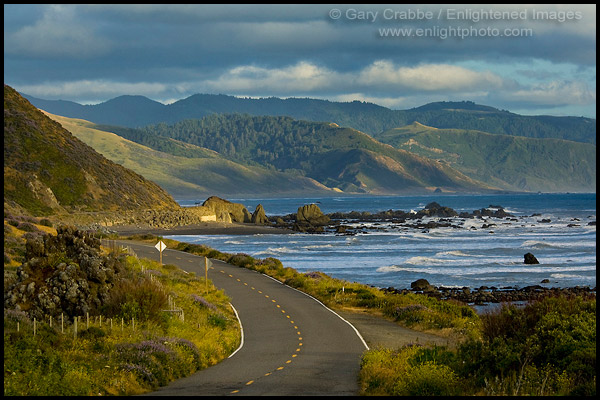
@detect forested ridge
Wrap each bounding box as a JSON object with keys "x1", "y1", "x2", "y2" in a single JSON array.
[
  {"x1": 24, "y1": 93, "x2": 596, "y2": 145},
  {"x1": 140, "y1": 114, "x2": 384, "y2": 172}
]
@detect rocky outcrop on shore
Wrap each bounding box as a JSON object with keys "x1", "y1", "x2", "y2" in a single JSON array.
[
  {"x1": 4, "y1": 226, "x2": 126, "y2": 320},
  {"x1": 251, "y1": 204, "x2": 269, "y2": 225},
  {"x1": 51, "y1": 197, "x2": 290, "y2": 232},
  {"x1": 382, "y1": 278, "x2": 596, "y2": 305},
  {"x1": 293, "y1": 204, "x2": 331, "y2": 232},
  {"x1": 270, "y1": 202, "x2": 518, "y2": 234},
  {"x1": 202, "y1": 196, "x2": 252, "y2": 223}
]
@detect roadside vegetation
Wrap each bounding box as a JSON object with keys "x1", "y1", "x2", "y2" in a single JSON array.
[
  {"x1": 359, "y1": 295, "x2": 596, "y2": 396},
  {"x1": 134, "y1": 234, "x2": 597, "y2": 397},
  {"x1": 4, "y1": 225, "x2": 595, "y2": 396},
  {"x1": 3, "y1": 220, "x2": 240, "y2": 396}
]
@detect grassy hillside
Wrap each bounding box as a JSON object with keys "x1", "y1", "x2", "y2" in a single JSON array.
[
  {"x1": 139, "y1": 114, "x2": 494, "y2": 194},
  {"x1": 42, "y1": 112, "x2": 335, "y2": 199},
  {"x1": 379, "y1": 122, "x2": 596, "y2": 192},
  {"x1": 3, "y1": 85, "x2": 180, "y2": 216}
]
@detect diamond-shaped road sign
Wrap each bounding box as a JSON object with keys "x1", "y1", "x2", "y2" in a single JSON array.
[{"x1": 155, "y1": 241, "x2": 166, "y2": 252}]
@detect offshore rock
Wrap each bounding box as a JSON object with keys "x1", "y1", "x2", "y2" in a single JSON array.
[
  {"x1": 417, "y1": 202, "x2": 458, "y2": 218},
  {"x1": 296, "y1": 204, "x2": 330, "y2": 226},
  {"x1": 524, "y1": 252, "x2": 540, "y2": 264}
]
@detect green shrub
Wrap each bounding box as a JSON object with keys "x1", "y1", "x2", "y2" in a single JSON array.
[
  {"x1": 39, "y1": 218, "x2": 53, "y2": 227},
  {"x1": 207, "y1": 314, "x2": 228, "y2": 329},
  {"x1": 102, "y1": 276, "x2": 167, "y2": 323},
  {"x1": 360, "y1": 345, "x2": 462, "y2": 396},
  {"x1": 457, "y1": 294, "x2": 596, "y2": 395},
  {"x1": 398, "y1": 361, "x2": 460, "y2": 396},
  {"x1": 227, "y1": 253, "x2": 256, "y2": 268}
]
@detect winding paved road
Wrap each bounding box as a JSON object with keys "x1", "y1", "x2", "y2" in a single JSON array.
[{"x1": 114, "y1": 240, "x2": 369, "y2": 396}]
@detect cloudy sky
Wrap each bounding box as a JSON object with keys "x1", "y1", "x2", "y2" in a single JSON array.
[{"x1": 3, "y1": 4, "x2": 596, "y2": 117}]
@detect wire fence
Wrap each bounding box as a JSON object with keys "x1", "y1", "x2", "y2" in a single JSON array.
[{"x1": 4, "y1": 240, "x2": 185, "y2": 338}]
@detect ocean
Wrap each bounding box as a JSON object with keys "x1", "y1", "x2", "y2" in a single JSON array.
[{"x1": 172, "y1": 193, "x2": 596, "y2": 290}]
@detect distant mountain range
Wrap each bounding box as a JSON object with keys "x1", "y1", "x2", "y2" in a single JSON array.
[
  {"x1": 4, "y1": 85, "x2": 179, "y2": 215},
  {"x1": 23, "y1": 93, "x2": 596, "y2": 144},
  {"x1": 15, "y1": 90, "x2": 597, "y2": 198}
]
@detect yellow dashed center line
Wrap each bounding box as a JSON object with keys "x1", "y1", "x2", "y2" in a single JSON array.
[{"x1": 226, "y1": 276, "x2": 307, "y2": 394}]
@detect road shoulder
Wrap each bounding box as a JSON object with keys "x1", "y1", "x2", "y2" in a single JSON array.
[{"x1": 334, "y1": 307, "x2": 452, "y2": 349}]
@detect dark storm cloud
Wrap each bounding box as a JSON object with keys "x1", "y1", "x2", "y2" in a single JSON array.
[{"x1": 3, "y1": 4, "x2": 596, "y2": 116}]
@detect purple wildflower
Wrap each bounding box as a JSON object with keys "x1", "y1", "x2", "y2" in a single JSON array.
[{"x1": 191, "y1": 294, "x2": 218, "y2": 311}]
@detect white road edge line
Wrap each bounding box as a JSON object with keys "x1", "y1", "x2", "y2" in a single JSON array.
[
  {"x1": 112, "y1": 241, "x2": 367, "y2": 351},
  {"x1": 285, "y1": 284, "x2": 370, "y2": 351},
  {"x1": 228, "y1": 302, "x2": 244, "y2": 358},
  {"x1": 262, "y1": 273, "x2": 283, "y2": 284},
  {"x1": 262, "y1": 270, "x2": 369, "y2": 350}
]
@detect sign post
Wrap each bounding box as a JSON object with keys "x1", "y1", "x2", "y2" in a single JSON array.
[
  {"x1": 155, "y1": 240, "x2": 166, "y2": 265},
  {"x1": 204, "y1": 257, "x2": 212, "y2": 294}
]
